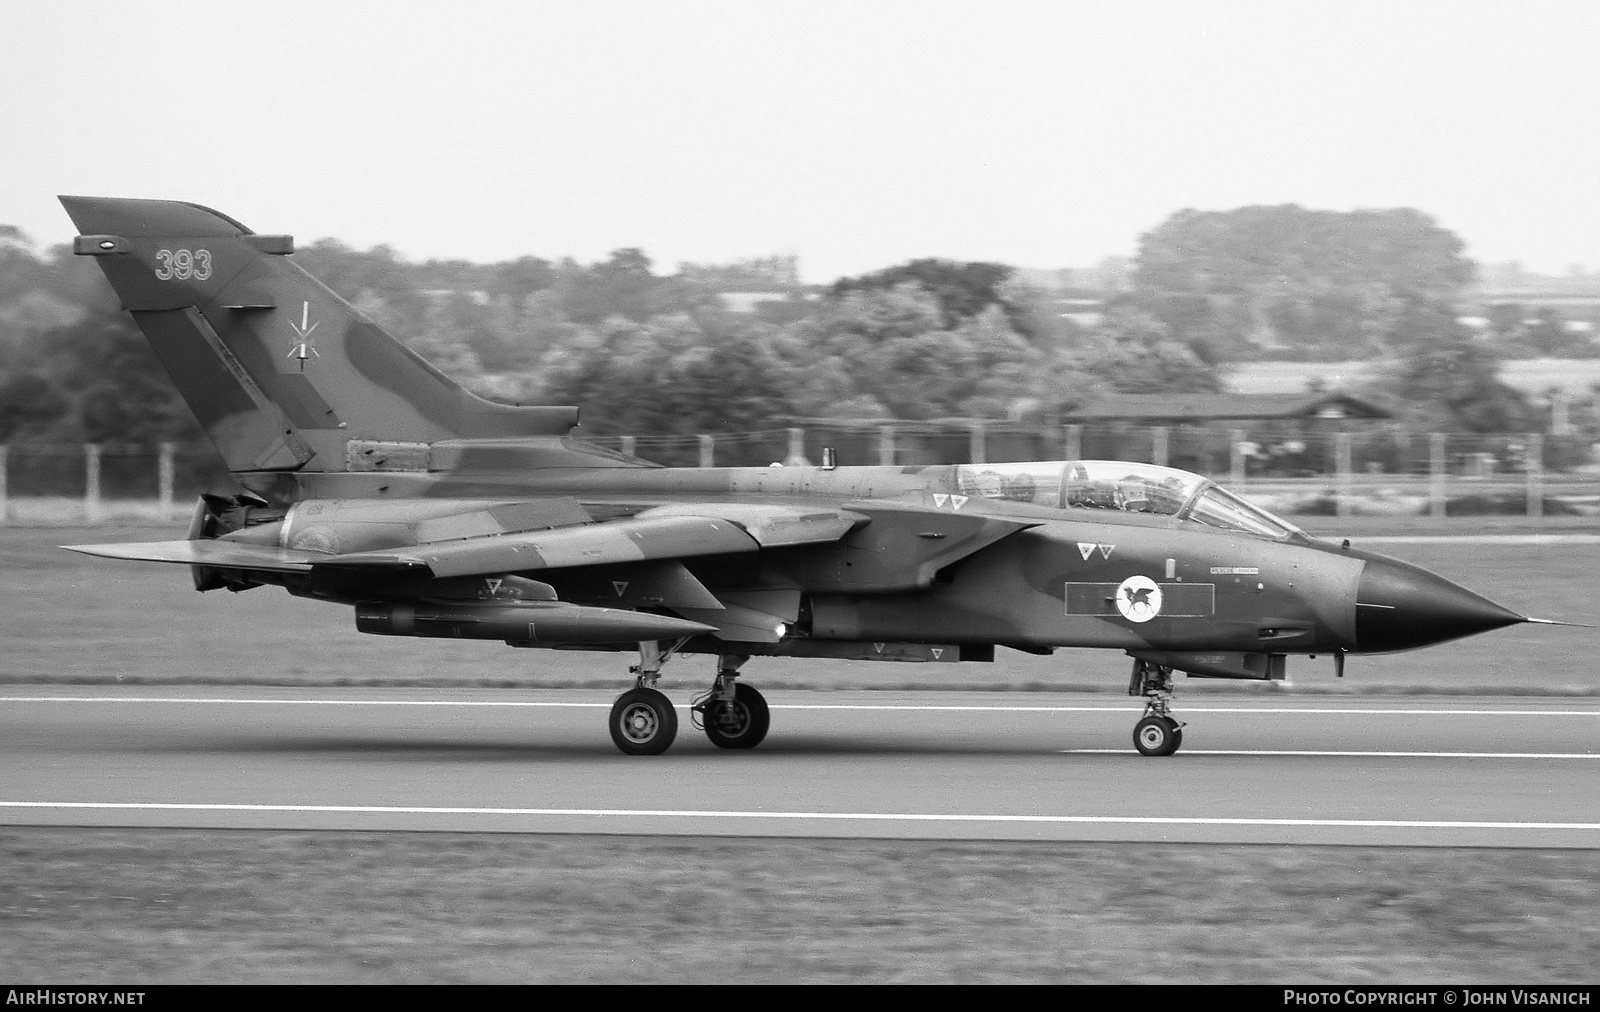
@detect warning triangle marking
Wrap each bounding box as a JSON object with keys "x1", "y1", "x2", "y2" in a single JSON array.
[
  {"x1": 612, "y1": 581, "x2": 629, "y2": 597},
  {"x1": 1077, "y1": 542, "x2": 1096, "y2": 561},
  {"x1": 951, "y1": 495, "x2": 968, "y2": 510},
  {"x1": 1099, "y1": 544, "x2": 1115, "y2": 560},
  {"x1": 874, "y1": 642, "x2": 885, "y2": 653},
  {"x1": 931, "y1": 648, "x2": 944, "y2": 659},
  {"x1": 933, "y1": 494, "x2": 949, "y2": 508}
]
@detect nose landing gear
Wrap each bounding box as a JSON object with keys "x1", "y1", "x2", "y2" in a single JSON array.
[{"x1": 1128, "y1": 658, "x2": 1185, "y2": 757}]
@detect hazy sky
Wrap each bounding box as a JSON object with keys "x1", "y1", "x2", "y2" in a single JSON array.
[{"x1": 4, "y1": 0, "x2": 1597, "y2": 281}]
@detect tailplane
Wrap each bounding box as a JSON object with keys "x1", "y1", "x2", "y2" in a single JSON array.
[{"x1": 60, "y1": 196, "x2": 584, "y2": 477}]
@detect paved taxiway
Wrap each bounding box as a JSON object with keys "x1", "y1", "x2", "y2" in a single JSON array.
[{"x1": 2, "y1": 686, "x2": 1596, "y2": 847}]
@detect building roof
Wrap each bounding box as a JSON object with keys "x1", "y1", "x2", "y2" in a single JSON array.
[{"x1": 1067, "y1": 391, "x2": 1391, "y2": 423}]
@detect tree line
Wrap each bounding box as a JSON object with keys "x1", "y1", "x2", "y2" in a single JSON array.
[{"x1": 0, "y1": 205, "x2": 1574, "y2": 449}]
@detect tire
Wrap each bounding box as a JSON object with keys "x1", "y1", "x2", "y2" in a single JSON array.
[
  {"x1": 703, "y1": 683, "x2": 770, "y2": 750},
  {"x1": 609, "y1": 688, "x2": 678, "y2": 755},
  {"x1": 1133, "y1": 715, "x2": 1181, "y2": 757}
]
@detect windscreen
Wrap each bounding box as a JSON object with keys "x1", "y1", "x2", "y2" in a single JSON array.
[{"x1": 1185, "y1": 485, "x2": 1301, "y2": 539}]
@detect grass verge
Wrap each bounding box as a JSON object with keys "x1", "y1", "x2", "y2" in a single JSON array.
[{"x1": 1, "y1": 829, "x2": 1596, "y2": 984}]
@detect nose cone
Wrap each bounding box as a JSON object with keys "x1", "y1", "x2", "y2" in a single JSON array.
[{"x1": 1356, "y1": 557, "x2": 1525, "y2": 653}]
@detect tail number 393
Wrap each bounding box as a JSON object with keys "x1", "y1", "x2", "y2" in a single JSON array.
[{"x1": 153, "y1": 248, "x2": 213, "y2": 281}]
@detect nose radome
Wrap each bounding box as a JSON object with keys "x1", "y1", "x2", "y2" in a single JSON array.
[{"x1": 1355, "y1": 557, "x2": 1525, "y2": 653}]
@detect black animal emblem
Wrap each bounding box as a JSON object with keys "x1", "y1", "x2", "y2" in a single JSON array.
[{"x1": 1124, "y1": 585, "x2": 1156, "y2": 610}]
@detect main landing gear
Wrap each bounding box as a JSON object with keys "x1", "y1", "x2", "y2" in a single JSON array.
[
  {"x1": 1128, "y1": 658, "x2": 1185, "y2": 757},
  {"x1": 691, "y1": 655, "x2": 771, "y2": 750},
  {"x1": 606, "y1": 643, "x2": 770, "y2": 756}
]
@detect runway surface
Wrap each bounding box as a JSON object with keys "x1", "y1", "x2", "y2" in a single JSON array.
[{"x1": 2, "y1": 686, "x2": 1597, "y2": 847}]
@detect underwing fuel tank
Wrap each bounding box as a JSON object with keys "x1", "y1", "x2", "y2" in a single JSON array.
[{"x1": 355, "y1": 602, "x2": 716, "y2": 644}]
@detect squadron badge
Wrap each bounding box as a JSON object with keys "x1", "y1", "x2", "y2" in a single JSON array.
[{"x1": 1116, "y1": 575, "x2": 1163, "y2": 623}]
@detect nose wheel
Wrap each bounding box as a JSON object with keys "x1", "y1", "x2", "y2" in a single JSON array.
[{"x1": 1133, "y1": 714, "x2": 1183, "y2": 757}]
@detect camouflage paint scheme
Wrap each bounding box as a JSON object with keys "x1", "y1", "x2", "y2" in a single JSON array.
[{"x1": 58, "y1": 196, "x2": 1538, "y2": 755}]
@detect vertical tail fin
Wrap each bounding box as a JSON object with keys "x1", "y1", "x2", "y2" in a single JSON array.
[{"x1": 59, "y1": 196, "x2": 579, "y2": 476}]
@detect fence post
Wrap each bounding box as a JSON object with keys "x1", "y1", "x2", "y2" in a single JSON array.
[
  {"x1": 1038, "y1": 424, "x2": 1060, "y2": 466},
  {"x1": 1064, "y1": 424, "x2": 1082, "y2": 462},
  {"x1": 1151, "y1": 426, "x2": 1168, "y2": 467},
  {"x1": 1394, "y1": 430, "x2": 1412, "y2": 478},
  {"x1": 85, "y1": 443, "x2": 103, "y2": 525},
  {"x1": 0, "y1": 445, "x2": 8, "y2": 525},
  {"x1": 1335, "y1": 431, "x2": 1353, "y2": 517},
  {"x1": 1550, "y1": 391, "x2": 1571, "y2": 435},
  {"x1": 785, "y1": 427, "x2": 810, "y2": 467},
  {"x1": 619, "y1": 436, "x2": 636, "y2": 458},
  {"x1": 697, "y1": 434, "x2": 715, "y2": 468},
  {"x1": 1229, "y1": 429, "x2": 1245, "y2": 484},
  {"x1": 1429, "y1": 433, "x2": 1447, "y2": 519},
  {"x1": 158, "y1": 442, "x2": 176, "y2": 520},
  {"x1": 1526, "y1": 432, "x2": 1543, "y2": 518},
  {"x1": 877, "y1": 425, "x2": 895, "y2": 466},
  {"x1": 968, "y1": 422, "x2": 986, "y2": 465}
]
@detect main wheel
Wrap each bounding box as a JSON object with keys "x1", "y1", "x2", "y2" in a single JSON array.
[
  {"x1": 609, "y1": 688, "x2": 678, "y2": 755},
  {"x1": 1133, "y1": 715, "x2": 1181, "y2": 757},
  {"x1": 703, "y1": 683, "x2": 770, "y2": 750}
]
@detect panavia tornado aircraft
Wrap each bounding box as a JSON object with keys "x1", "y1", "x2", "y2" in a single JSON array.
[{"x1": 59, "y1": 196, "x2": 1570, "y2": 757}]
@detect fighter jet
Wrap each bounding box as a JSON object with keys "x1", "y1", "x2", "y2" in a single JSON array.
[{"x1": 58, "y1": 196, "x2": 1567, "y2": 757}]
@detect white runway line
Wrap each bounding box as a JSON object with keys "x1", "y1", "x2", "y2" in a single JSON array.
[
  {"x1": 2, "y1": 696, "x2": 1597, "y2": 717},
  {"x1": 1351, "y1": 535, "x2": 1600, "y2": 544},
  {"x1": 0, "y1": 696, "x2": 611, "y2": 708},
  {"x1": 773, "y1": 705, "x2": 1600, "y2": 716},
  {"x1": 1061, "y1": 749, "x2": 1598, "y2": 758},
  {"x1": 1, "y1": 800, "x2": 1598, "y2": 832}
]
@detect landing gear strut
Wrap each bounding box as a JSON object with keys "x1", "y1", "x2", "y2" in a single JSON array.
[
  {"x1": 692, "y1": 655, "x2": 770, "y2": 750},
  {"x1": 1128, "y1": 658, "x2": 1184, "y2": 757}
]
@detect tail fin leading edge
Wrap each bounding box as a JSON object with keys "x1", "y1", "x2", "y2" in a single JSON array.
[{"x1": 59, "y1": 195, "x2": 580, "y2": 476}]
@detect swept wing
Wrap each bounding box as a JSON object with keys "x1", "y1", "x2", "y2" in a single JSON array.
[{"x1": 66, "y1": 503, "x2": 869, "y2": 581}]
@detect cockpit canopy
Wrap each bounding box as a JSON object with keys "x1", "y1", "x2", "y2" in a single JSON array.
[{"x1": 954, "y1": 460, "x2": 1303, "y2": 540}]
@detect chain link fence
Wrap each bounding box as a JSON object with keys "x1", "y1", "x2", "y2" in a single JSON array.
[{"x1": 3, "y1": 423, "x2": 1596, "y2": 524}]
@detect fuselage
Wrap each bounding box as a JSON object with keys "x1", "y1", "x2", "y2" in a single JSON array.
[{"x1": 219, "y1": 456, "x2": 1525, "y2": 662}]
